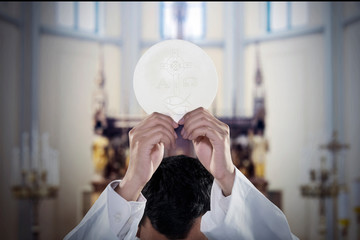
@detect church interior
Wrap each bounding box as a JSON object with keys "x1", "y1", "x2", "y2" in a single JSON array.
[{"x1": 0, "y1": 2, "x2": 359, "y2": 240}]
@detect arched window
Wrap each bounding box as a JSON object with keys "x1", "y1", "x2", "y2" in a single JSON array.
[
  {"x1": 267, "y1": 2, "x2": 308, "y2": 32},
  {"x1": 56, "y1": 2, "x2": 104, "y2": 34},
  {"x1": 160, "y1": 2, "x2": 205, "y2": 39}
]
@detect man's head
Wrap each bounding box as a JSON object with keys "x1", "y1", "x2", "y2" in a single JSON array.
[{"x1": 138, "y1": 155, "x2": 214, "y2": 239}]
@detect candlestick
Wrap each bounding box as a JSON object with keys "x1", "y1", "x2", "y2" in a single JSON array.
[
  {"x1": 353, "y1": 178, "x2": 360, "y2": 209},
  {"x1": 12, "y1": 131, "x2": 59, "y2": 240},
  {"x1": 300, "y1": 131, "x2": 350, "y2": 240},
  {"x1": 338, "y1": 186, "x2": 349, "y2": 239}
]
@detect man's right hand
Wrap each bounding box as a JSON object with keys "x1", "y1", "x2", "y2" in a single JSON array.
[{"x1": 117, "y1": 112, "x2": 178, "y2": 201}]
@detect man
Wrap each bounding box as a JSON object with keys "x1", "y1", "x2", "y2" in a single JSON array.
[
  {"x1": 139, "y1": 154, "x2": 213, "y2": 239},
  {"x1": 65, "y1": 107, "x2": 298, "y2": 239}
]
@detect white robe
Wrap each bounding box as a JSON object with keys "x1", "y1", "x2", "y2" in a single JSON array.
[{"x1": 64, "y1": 168, "x2": 299, "y2": 240}]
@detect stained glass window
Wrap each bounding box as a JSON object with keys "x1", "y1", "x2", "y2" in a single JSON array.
[
  {"x1": 267, "y1": 2, "x2": 308, "y2": 32},
  {"x1": 56, "y1": 2, "x2": 102, "y2": 33},
  {"x1": 160, "y1": 2, "x2": 205, "y2": 39}
]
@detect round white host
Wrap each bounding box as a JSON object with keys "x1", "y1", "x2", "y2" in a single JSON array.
[{"x1": 133, "y1": 39, "x2": 218, "y2": 122}]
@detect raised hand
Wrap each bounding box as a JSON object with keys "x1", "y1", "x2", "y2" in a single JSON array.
[
  {"x1": 118, "y1": 112, "x2": 178, "y2": 201},
  {"x1": 179, "y1": 107, "x2": 235, "y2": 196}
]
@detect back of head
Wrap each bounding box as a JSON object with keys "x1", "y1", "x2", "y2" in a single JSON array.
[{"x1": 141, "y1": 155, "x2": 214, "y2": 239}]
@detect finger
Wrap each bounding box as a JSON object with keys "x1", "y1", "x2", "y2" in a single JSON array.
[
  {"x1": 137, "y1": 128, "x2": 174, "y2": 150},
  {"x1": 181, "y1": 107, "x2": 224, "y2": 127},
  {"x1": 182, "y1": 114, "x2": 224, "y2": 140},
  {"x1": 187, "y1": 126, "x2": 222, "y2": 142},
  {"x1": 181, "y1": 109, "x2": 225, "y2": 138},
  {"x1": 137, "y1": 114, "x2": 178, "y2": 139},
  {"x1": 147, "y1": 112, "x2": 179, "y2": 129},
  {"x1": 143, "y1": 120, "x2": 178, "y2": 140},
  {"x1": 179, "y1": 107, "x2": 208, "y2": 125},
  {"x1": 134, "y1": 125, "x2": 176, "y2": 149},
  {"x1": 180, "y1": 107, "x2": 209, "y2": 136},
  {"x1": 146, "y1": 126, "x2": 177, "y2": 148}
]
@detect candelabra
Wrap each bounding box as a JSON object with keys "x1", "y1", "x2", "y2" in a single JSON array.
[
  {"x1": 11, "y1": 131, "x2": 59, "y2": 240},
  {"x1": 300, "y1": 131, "x2": 349, "y2": 240}
]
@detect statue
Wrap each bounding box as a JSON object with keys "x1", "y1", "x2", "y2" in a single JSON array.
[
  {"x1": 92, "y1": 136, "x2": 109, "y2": 182},
  {"x1": 249, "y1": 128, "x2": 269, "y2": 179},
  {"x1": 92, "y1": 67, "x2": 107, "y2": 135}
]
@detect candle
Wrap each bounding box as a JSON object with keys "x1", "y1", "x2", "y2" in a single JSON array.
[
  {"x1": 31, "y1": 129, "x2": 39, "y2": 170},
  {"x1": 338, "y1": 190, "x2": 349, "y2": 220},
  {"x1": 47, "y1": 148, "x2": 54, "y2": 185},
  {"x1": 47, "y1": 148, "x2": 59, "y2": 186},
  {"x1": 11, "y1": 147, "x2": 20, "y2": 185},
  {"x1": 53, "y1": 150, "x2": 59, "y2": 186},
  {"x1": 41, "y1": 132, "x2": 50, "y2": 173},
  {"x1": 21, "y1": 132, "x2": 30, "y2": 171},
  {"x1": 353, "y1": 178, "x2": 360, "y2": 208}
]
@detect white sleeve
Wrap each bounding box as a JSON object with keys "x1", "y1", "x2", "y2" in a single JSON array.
[
  {"x1": 64, "y1": 180, "x2": 146, "y2": 240},
  {"x1": 201, "y1": 168, "x2": 299, "y2": 240}
]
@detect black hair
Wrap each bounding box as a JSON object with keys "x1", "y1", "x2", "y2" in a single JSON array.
[{"x1": 141, "y1": 155, "x2": 214, "y2": 239}]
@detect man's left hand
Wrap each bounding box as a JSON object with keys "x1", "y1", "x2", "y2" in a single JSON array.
[{"x1": 179, "y1": 107, "x2": 235, "y2": 196}]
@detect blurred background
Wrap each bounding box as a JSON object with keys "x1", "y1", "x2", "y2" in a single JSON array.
[{"x1": 0, "y1": 2, "x2": 359, "y2": 240}]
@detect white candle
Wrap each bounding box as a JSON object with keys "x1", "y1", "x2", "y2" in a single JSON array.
[
  {"x1": 338, "y1": 190, "x2": 349, "y2": 220},
  {"x1": 47, "y1": 148, "x2": 54, "y2": 185},
  {"x1": 11, "y1": 147, "x2": 20, "y2": 185},
  {"x1": 353, "y1": 178, "x2": 360, "y2": 208},
  {"x1": 48, "y1": 148, "x2": 59, "y2": 186},
  {"x1": 41, "y1": 132, "x2": 50, "y2": 173},
  {"x1": 31, "y1": 129, "x2": 39, "y2": 170},
  {"x1": 53, "y1": 150, "x2": 59, "y2": 186},
  {"x1": 21, "y1": 132, "x2": 30, "y2": 171}
]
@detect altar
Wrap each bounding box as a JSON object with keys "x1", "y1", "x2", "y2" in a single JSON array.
[{"x1": 83, "y1": 41, "x2": 282, "y2": 215}]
